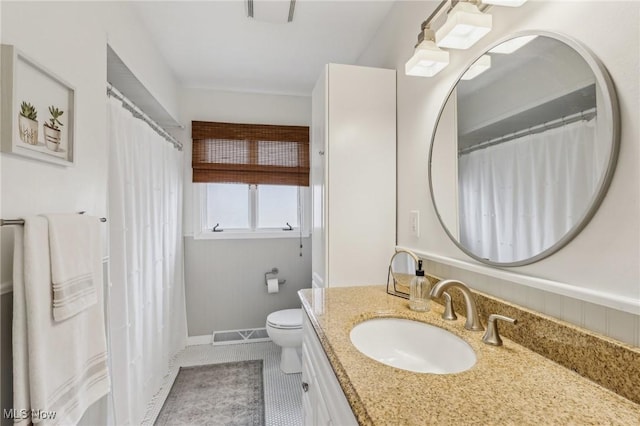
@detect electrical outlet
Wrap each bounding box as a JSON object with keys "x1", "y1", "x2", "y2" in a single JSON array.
[{"x1": 410, "y1": 210, "x2": 420, "y2": 237}]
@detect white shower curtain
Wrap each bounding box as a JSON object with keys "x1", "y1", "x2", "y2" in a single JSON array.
[
  {"x1": 458, "y1": 118, "x2": 603, "y2": 263},
  {"x1": 107, "y1": 96, "x2": 187, "y2": 425}
]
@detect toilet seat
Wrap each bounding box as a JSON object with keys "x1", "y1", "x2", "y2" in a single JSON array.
[{"x1": 267, "y1": 308, "x2": 302, "y2": 330}]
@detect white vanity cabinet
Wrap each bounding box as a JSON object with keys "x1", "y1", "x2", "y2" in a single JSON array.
[
  {"x1": 310, "y1": 63, "x2": 396, "y2": 289},
  {"x1": 302, "y1": 310, "x2": 358, "y2": 426}
]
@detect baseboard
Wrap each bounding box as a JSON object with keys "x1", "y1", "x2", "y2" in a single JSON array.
[{"x1": 186, "y1": 335, "x2": 212, "y2": 346}]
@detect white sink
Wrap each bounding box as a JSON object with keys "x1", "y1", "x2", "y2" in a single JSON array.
[{"x1": 349, "y1": 318, "x2": 476, "y2": 374}]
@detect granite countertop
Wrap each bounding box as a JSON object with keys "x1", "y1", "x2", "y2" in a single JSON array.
[{"x1": 298, "y1": 286, "x2": 640, "y2": 425}]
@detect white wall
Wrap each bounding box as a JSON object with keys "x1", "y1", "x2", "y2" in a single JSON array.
[
  {"x1": 0, "y1": 1, "x2": 180, "y2": 423},
  {"x1": 178, "y1": 88, "x2": 312, "y2": 336},
  {"x1": 0, "y1": 1, "x2": 178, "y2": 227},
  {"x1": 357, "y1": 1, "x2": 639, "y2": 342}
]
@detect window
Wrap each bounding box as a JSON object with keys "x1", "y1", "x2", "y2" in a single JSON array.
[
  {"x1": 191, "y1": 120, "x2": 310, "y2": 239},
  {"x1": 257, "y1": 184, "x2": 299, "y2": 229},
  {"x1": 199, "y1": 183, "x2": 309, "y2": 238},
  {"x1": 206, "y1": 183, "x2": 250, "y2": 230}
]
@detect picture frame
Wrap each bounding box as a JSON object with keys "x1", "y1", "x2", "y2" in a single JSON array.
[{"x1": 1, "y1": 44, "x2": 76, "y2": 166}]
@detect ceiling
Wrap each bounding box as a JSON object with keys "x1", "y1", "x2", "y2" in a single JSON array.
[{"x1": 133, "y1": 0, "x2": 397, "y2": 96}]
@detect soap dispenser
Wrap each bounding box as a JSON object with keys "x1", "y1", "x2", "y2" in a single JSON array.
[{"x1": 409, "y1": 260, "x2": 430, "y2": 312}]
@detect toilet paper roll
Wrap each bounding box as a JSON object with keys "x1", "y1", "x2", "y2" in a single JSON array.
[{"x1": 267, "y1": 278, "x2": 279, "y2": 294}]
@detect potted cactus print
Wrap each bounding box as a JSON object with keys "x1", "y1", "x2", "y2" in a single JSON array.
[
  {"x1": 18, "y1": 101, "x2": 38, "y2": 145},
  {"x1": 43, "y1": 105, "x2": 64, "y2": 151}
]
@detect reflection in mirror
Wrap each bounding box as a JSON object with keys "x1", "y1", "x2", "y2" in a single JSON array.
[
  {"x1": 430, "y1": 33, "x2": 619, "y2": 266},
  {"x1": 387, "y1": 250, "x2": 419, "y2": 298}
]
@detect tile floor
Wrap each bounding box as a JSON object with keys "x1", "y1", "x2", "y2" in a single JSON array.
[{"x1": 141, "y1": 341, "x2": 303, "y2": 426}]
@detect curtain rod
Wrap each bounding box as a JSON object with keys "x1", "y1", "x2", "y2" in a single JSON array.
[
  {"x1": 459, "y1": 108, "x2": 597, "y2": 156},
  {"x1": 107, "y1": 85, "x2": 183, "y2": 151}
]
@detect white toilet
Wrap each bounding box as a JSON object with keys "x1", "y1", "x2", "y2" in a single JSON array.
[{"x1": 266, "y1": 308, "x2": 303, "y2": 374}]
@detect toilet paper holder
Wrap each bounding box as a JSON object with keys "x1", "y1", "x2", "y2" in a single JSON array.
[{"x1": 265, "y1": 268, "x2": 286, "y2": 286}]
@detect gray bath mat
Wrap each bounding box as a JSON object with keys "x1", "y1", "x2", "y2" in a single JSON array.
[{"x1": 155, "y1": 360, "x2": 265, "y2": 426}]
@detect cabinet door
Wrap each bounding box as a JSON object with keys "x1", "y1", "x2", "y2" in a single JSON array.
[
  {"x1": 302, "y1": 311, "x2": 358, "y2": 426},
  {"x1": 303, "y1": 342, "x2": 332, "y2": 426},
  {"x1": 311, "y1": 66, "x2": 328, "y2": 288},
  {"x1": 326, "y1": 63, "x2": 396, "y2": 287},
  {"x1": 315, "y1": 390, "x2": 332, "y2": 426},
  {"x1": 301, "y1": 347, "x2": 314, "y2": 426},
  {"x1": 302, "y1": 392, "x2": 313, "y2": 426}
]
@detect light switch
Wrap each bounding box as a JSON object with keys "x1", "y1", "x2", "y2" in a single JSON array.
[{"x1": 410, "y1": 210, "x2": 420, "y2": 237}]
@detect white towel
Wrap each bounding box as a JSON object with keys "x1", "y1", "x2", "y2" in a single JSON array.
[
  {"x1": 12, "y1": 216, "x2": 110, "y2": 425},
  {"x1": 11, "y1": 225, "x2": 31, "y2": 425},
  {"x1": 44, "y1": 214, "x2": 98, "y2": 322}
]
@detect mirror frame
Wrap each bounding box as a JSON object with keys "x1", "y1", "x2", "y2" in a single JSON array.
[
  {"x1": 386, "y1": 249, "x2": 419, "y2": 299},
  {"x1": 428, "y1": 31, "x2": 620, "y2": 267}
]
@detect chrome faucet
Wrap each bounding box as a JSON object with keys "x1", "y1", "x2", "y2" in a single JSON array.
[{"x1": 429, "y1": 280, "x2": 484, "y2": 331}]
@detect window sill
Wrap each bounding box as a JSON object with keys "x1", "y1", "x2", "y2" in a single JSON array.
[{"x1": 194, "y1": 230, "x2": 310, "y2": 240}]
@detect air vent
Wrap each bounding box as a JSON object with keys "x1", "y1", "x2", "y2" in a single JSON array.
[
  {"x1": 212, "y1": 328, "x2": 271, "y2": 345},
  {"x1": 247, "y1": 0, "x2": 296, "y2": 23}
]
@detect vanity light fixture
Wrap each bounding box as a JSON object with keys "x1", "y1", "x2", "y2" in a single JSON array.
[
  {"x1": 436, "y1": 1, "x2": 492, "y2": 50},
  {"x1": 489, "y1": 34, "x2": 537, "y2": 54},
  {"x1": 405, "y1": 28, "x2": 450, "y2": 77},
  {"x1": 405, "y1": 0, "x2": 529, "y2": 78},
  {"x1": 460, "y1": 54, "x2": 491, "y2": 80},
  {"x1": 481, "y1": 0, "x2": 528, "y2": 7}
]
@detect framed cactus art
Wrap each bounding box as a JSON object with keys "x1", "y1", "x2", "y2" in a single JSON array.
[{"x1": 1, "y1": 44, "x2": 76, "y2": 166}]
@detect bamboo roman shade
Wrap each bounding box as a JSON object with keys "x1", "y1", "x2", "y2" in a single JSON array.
[{"x1": 192, "y1": 121, "x2": 310, "y2": 186}]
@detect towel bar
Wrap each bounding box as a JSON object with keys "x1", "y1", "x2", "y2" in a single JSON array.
[{"x1": 0, "y1": 214, "x2": 107, "y2": 226}]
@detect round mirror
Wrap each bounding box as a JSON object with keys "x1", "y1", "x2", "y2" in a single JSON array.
[{"x1": 429, "y1": 32, "x2": 620, "y2": 266}]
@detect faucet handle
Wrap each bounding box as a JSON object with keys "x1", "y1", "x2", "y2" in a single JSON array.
[
  {"x1": 442, "y1": 292, "x2": 457, "y2": 321},
  {"x1": 482, "y1": 314, "x2": 518, "y2": 346}
]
